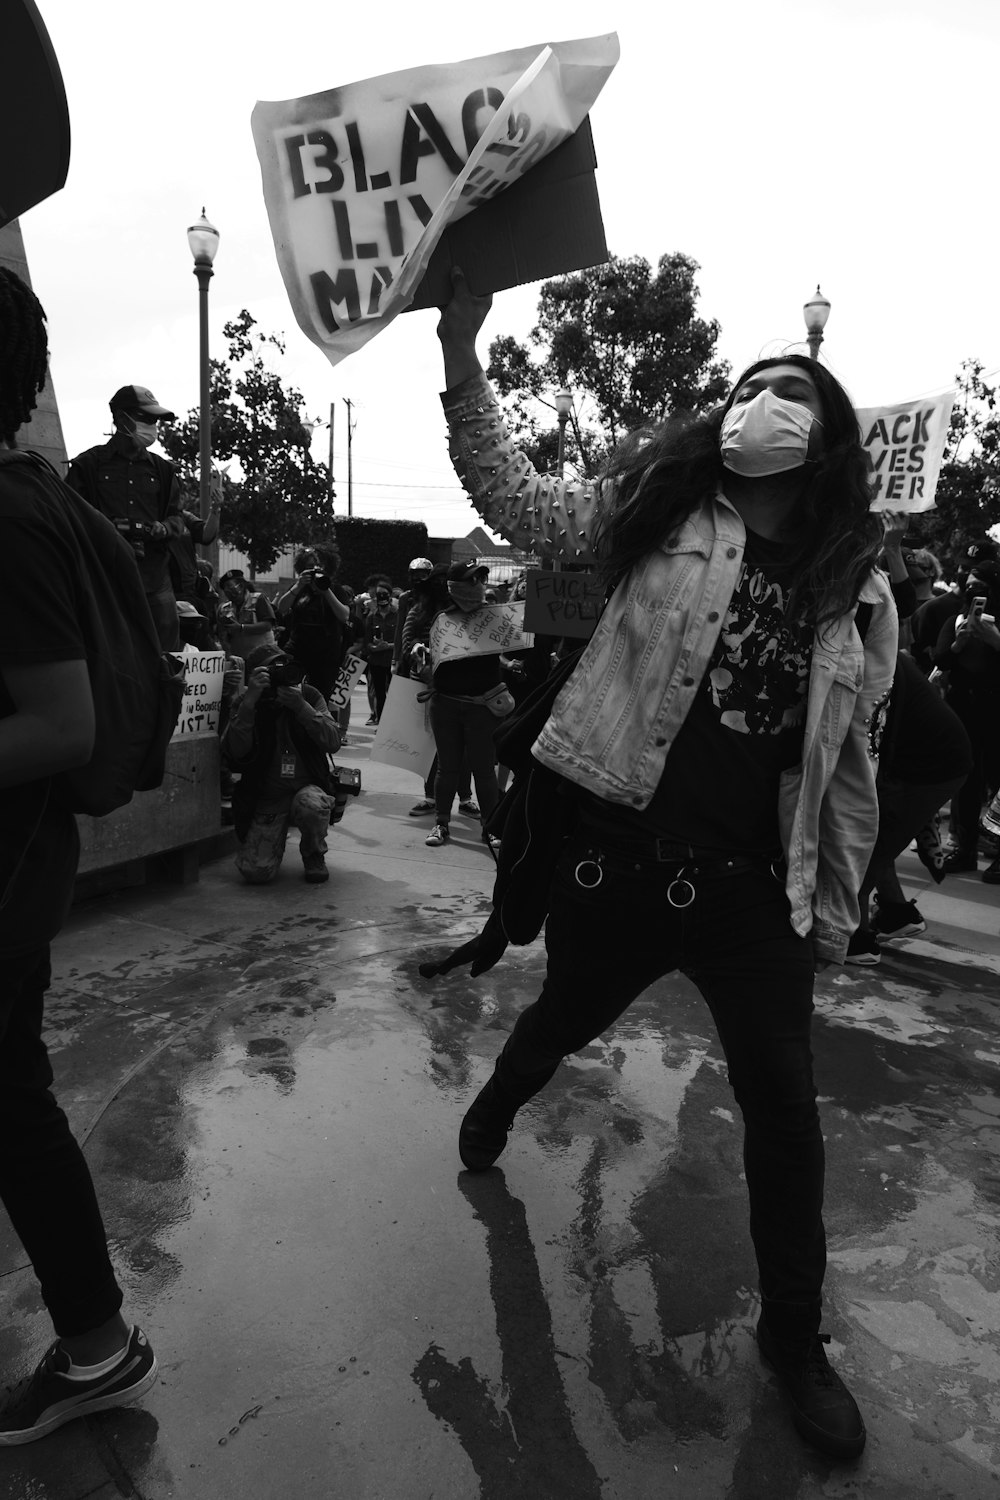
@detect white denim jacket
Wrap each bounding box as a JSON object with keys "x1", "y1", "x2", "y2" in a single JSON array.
[{"x1": 443, "y1": 374, "x2": 898, "y2": 962}]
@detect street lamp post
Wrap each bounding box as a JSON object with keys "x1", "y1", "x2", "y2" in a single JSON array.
[
  {"x1": 186, "y1": 208, "x2": 220, "y2": 522},
  {"x1": 803, "y1": 285, "x2": 831, "y2": 361},
  {"x1": 555, "y1": 388, "x2": 573, "y2": 478}
]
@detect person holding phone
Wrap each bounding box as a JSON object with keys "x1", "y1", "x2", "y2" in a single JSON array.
[{"x1": 933, "y1": 561, "x2": 1000, "y2": 876}]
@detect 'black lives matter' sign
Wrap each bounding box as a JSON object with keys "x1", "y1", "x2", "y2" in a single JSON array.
[
  {"x1": 856, "y1": 390, "x2": 955, "y2": 512},
  {"x1": 252, "y1": 36, "x2": 618, "y2": 366}
]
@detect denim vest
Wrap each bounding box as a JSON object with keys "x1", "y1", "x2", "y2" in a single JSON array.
[{"x1": 443, "y1": 375, "x2": 898, "y2": 961}]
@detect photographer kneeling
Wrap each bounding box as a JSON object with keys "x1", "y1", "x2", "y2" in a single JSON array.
[{"x1": 223, "y1": 645, "x2": 341, "y2": 885}]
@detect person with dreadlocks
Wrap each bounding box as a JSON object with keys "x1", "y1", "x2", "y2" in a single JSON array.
[
  {"x1": 433, "y1": 273, "x2": 897, "y2": 1462},
  {"x1": 0, "y1": 268, "x2": 157, "y2": 1443}
]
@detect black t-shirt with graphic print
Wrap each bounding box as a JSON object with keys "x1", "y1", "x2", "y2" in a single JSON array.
[{"x1": 589, "y1": 530, "x2": 813, "y2": 853}]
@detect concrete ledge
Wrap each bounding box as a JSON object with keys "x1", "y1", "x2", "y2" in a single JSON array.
[{"x1": 73, "y1": 736, "x2": 227, "y2": 899}]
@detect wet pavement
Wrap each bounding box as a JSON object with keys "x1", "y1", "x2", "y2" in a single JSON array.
[{"x1": 3, "y1": 704, "x2": 1000, "y2": 1499}]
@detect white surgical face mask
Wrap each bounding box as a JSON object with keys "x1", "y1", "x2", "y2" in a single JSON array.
[
  {"x1": 121, "y1": 412, "x2": 159, "y2": 448},
  {"x1": 720, "y1": 387, "x2": 819, "y2": 477}
]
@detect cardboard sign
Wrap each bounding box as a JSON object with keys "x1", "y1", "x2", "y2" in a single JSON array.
[
  {"x1": 326, "y1": 652, "x2": 367, "y2": 713},
  {"x1": 856, "y1": 390, "x2": 955, "y2": 513},
  {"x1": 369, "y1": 675, "x2": 436, "y2": 780},
  {"x1": 251, "y1": 34, "x2": 618, "y2": 366},
  {"x1": 172, "y1": 651, "x2": 226, "y2": 738},
  {"x1": 407, "y1": 118, "x2": 606, "y2": 311},
  {"x1": 430, "y1": 603, "x2": 532, "y2": 665},
  {"x1": 523, "y1": 571, "x2": 602, "y2": 639}
]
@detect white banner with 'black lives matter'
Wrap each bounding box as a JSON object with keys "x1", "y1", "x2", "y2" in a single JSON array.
[
  {"x1": 856, "y1": 390, "x2": 955, "y2": 513},
  {"x1": 251, "y1": 34, "x2": 618, "y2": 366}
]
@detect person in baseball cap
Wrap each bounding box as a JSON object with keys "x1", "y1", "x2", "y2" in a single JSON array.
[
  {"x1": 66, "y1": 382, "x2": 185, "y2": 649},
  {"x1": 108, "y1": 384, "x2": 176, "y2": 421}
]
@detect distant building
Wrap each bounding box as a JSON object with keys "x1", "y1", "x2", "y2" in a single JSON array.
[{"x1": 449, "y1": 526, "x2": 534, "y2": 587}]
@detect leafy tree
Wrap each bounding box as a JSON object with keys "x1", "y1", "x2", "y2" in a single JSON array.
[
  {"x1": 487, "y1": 253, "x2": 731, "y2": 475},
  {"x1": 904, "y1": 359, "x2": 1000, "y2": 577},
  {"x1": 161, "y1": 310, "x2": 334, "y2": 576}
]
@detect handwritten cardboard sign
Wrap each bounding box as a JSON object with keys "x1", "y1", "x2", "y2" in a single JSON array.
[
  {"x1": 326, "y1": 653, "x2": 367, "y2": 713},
  {"x1": 171, "y1": 650, "x2": 226, "y2": 738},
  {"x1": 523, "y1": 571, "x2": 602, "y2": 638},
  {"x1": 856, "y1": 390, "x2": 955, "y2": 513},
  {"x1": 430, "y1": 602, "x2": 532, "y2": 666},
  {"x1": 369, "y1": 675, "x2": 436, "y2": 780},
  {"x1": 251, "y1": 34, "x2": 618, "y2": 366}
]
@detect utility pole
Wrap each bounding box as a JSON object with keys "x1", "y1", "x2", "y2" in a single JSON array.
[
  {"x1": 327, "y1": 400, "x2": 335, "y2": 509},
  {"x1": 343, "y1": 396, "x2": 355, "y2": 517}
]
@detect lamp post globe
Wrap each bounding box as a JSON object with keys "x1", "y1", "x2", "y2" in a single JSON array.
[
  {"x1": 555, "y1": 388, "x2": 573, "y2": 478},
  {"x1": 803, "y1": 285, "x2": 831, "y2": 361},
  {"x1": 187, "y1": 209, "x2": 220, "y2": 522}
]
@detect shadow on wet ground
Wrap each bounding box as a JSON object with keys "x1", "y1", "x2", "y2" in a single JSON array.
[{"x1": 2, "y1": 735, "x2": 999, "y2": 1499}]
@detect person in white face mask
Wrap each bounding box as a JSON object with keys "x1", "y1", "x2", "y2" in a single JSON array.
[
  {"x1": 433, "y1": 273, "x2": 899, "y2": 1465},
  {"x1": 66, "y1": 385, "x2": 185, "y2": 650}
]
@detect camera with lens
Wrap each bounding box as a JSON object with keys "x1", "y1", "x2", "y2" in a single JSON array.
[
  {"x1": 266, "y1": 655, "x2": 305, "y2": 689},
  {"x1": 113, "y1": 517, "x2": 155, "y2": 560},
  {"x1": 305, "y1": 569, "x2": 330, "y2": 591}
]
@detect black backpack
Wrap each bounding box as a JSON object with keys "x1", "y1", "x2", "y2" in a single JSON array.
[{"x1": 0, "y1": 449, "x2": 185, "y2": 816}]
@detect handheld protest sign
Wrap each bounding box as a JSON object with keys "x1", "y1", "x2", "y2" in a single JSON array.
[
  {"x1": 171, "y1": 652, "x2": 226, "y2": 738},
  {"x1": 370, "y1": 676, "x2": 436, "y2": 781},
  {"x1": 1, "y1": 0, "x2": 70, "y2": 227},
  {"x1": 857, "y1": 390, "x2": 956, "y2": 513},
  {"x1": 523, "y1": 571, "x2": 602, "y2": 640},
  {"x1": 251, "y1": 34, "x2": 618, "y2": 367},
  {"x1": 407, "y1": 118, "x2": 606, "y2": 311},
  {"x1": 327, "y1": 653, "x2": 367, "y2": 713},
  {"x1": 430, "y1": 602, "x2": 532, "y2": 666}
]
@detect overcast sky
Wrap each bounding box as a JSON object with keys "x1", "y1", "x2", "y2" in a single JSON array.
[{"x1": 21, "y1": 0, "x2": 999, "y2": 544}]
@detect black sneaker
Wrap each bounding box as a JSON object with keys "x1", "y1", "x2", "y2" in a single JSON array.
[
  {"x1": 757, "y1": 1317, "x2": 866, "y2": 1460},
  {"x1": 983, "y1": 856, "x2": 1000, "y2": 885},
  {"x1": 871, "y1": 898, "x2": 926, "y2": 940},
  {"x1": 458, "y1": 799, "x2": 480, "y2": 817},
  {"x1": 0, "y1": 1326, "x2": 157, "y2": 1446},
  {"x1": 425, "y1": 823, "x2": 449, "y2": 847},
  {"x1": 942, "y1": 849, "x2": 978, "y2": 875},
  {"x1": 845, "y1": 930, "x2": 880, "y2": 965}
]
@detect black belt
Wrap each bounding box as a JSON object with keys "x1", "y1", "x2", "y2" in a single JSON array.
[{"x1": 570, "y1": 840, "x2": 785, "y2": 907}]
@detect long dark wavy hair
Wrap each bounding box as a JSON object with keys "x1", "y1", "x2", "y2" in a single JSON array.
[{"x1": 592, "y1": 354, "x2": 882, "y2": 628}]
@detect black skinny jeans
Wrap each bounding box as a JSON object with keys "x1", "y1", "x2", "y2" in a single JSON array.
[
  {"x1": 500, "y1": 835, "x2": 824, "y2": 1341},
  {"x1": 430, "y1": 696, "x2": 499, "y2": 824},
  {"x1": 1, "y1": 948, "x2": 123, "y2": 1336}
]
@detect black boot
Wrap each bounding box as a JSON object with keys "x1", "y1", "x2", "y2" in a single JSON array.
[
  {"x1": 757, "y1": 1315, "x2": 866, "y2": 1459},
  {"x1": 458, "y1": 1050, "x2": 557, "y2": 1171}
]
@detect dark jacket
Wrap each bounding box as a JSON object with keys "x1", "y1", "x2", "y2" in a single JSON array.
[
  {"x1": 224, "y1": 685, "x2": 335, "y2": 839},
  {"x1": 66, "y1": 436, "x2": 184, "y2": 594}
]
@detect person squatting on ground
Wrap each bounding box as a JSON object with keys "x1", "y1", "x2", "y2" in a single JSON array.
[
  {"x1": 422, "y1": 561, "x2": 506, "y2": 851},
  {"x1": 434, "y1": 272, "x2": 898, "y2": 1461},
  {"x1": 66, "y1": 382, "x2": 184, "y2": 652},
  {"x1": 223, "y1": 645, "x2": 341, "y2": 884},
  {"x1": 274, "y1": 544, "x2": 352, "y2": 700},
  {"x1": 0, "y1": 268, "x2": 157, "y2": 1444}
]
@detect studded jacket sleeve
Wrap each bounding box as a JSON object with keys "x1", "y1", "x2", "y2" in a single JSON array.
[{"x1": 442, "y1": 373, "x2": 602, "y2": 564}]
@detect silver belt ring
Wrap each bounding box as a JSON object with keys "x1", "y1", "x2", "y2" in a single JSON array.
[
  {"x1": 574, "y1": 857, "x2": 604, "y2": 889},
  {"x1": 666, "y1": 872, "x2": 696, "y2": 908}
]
